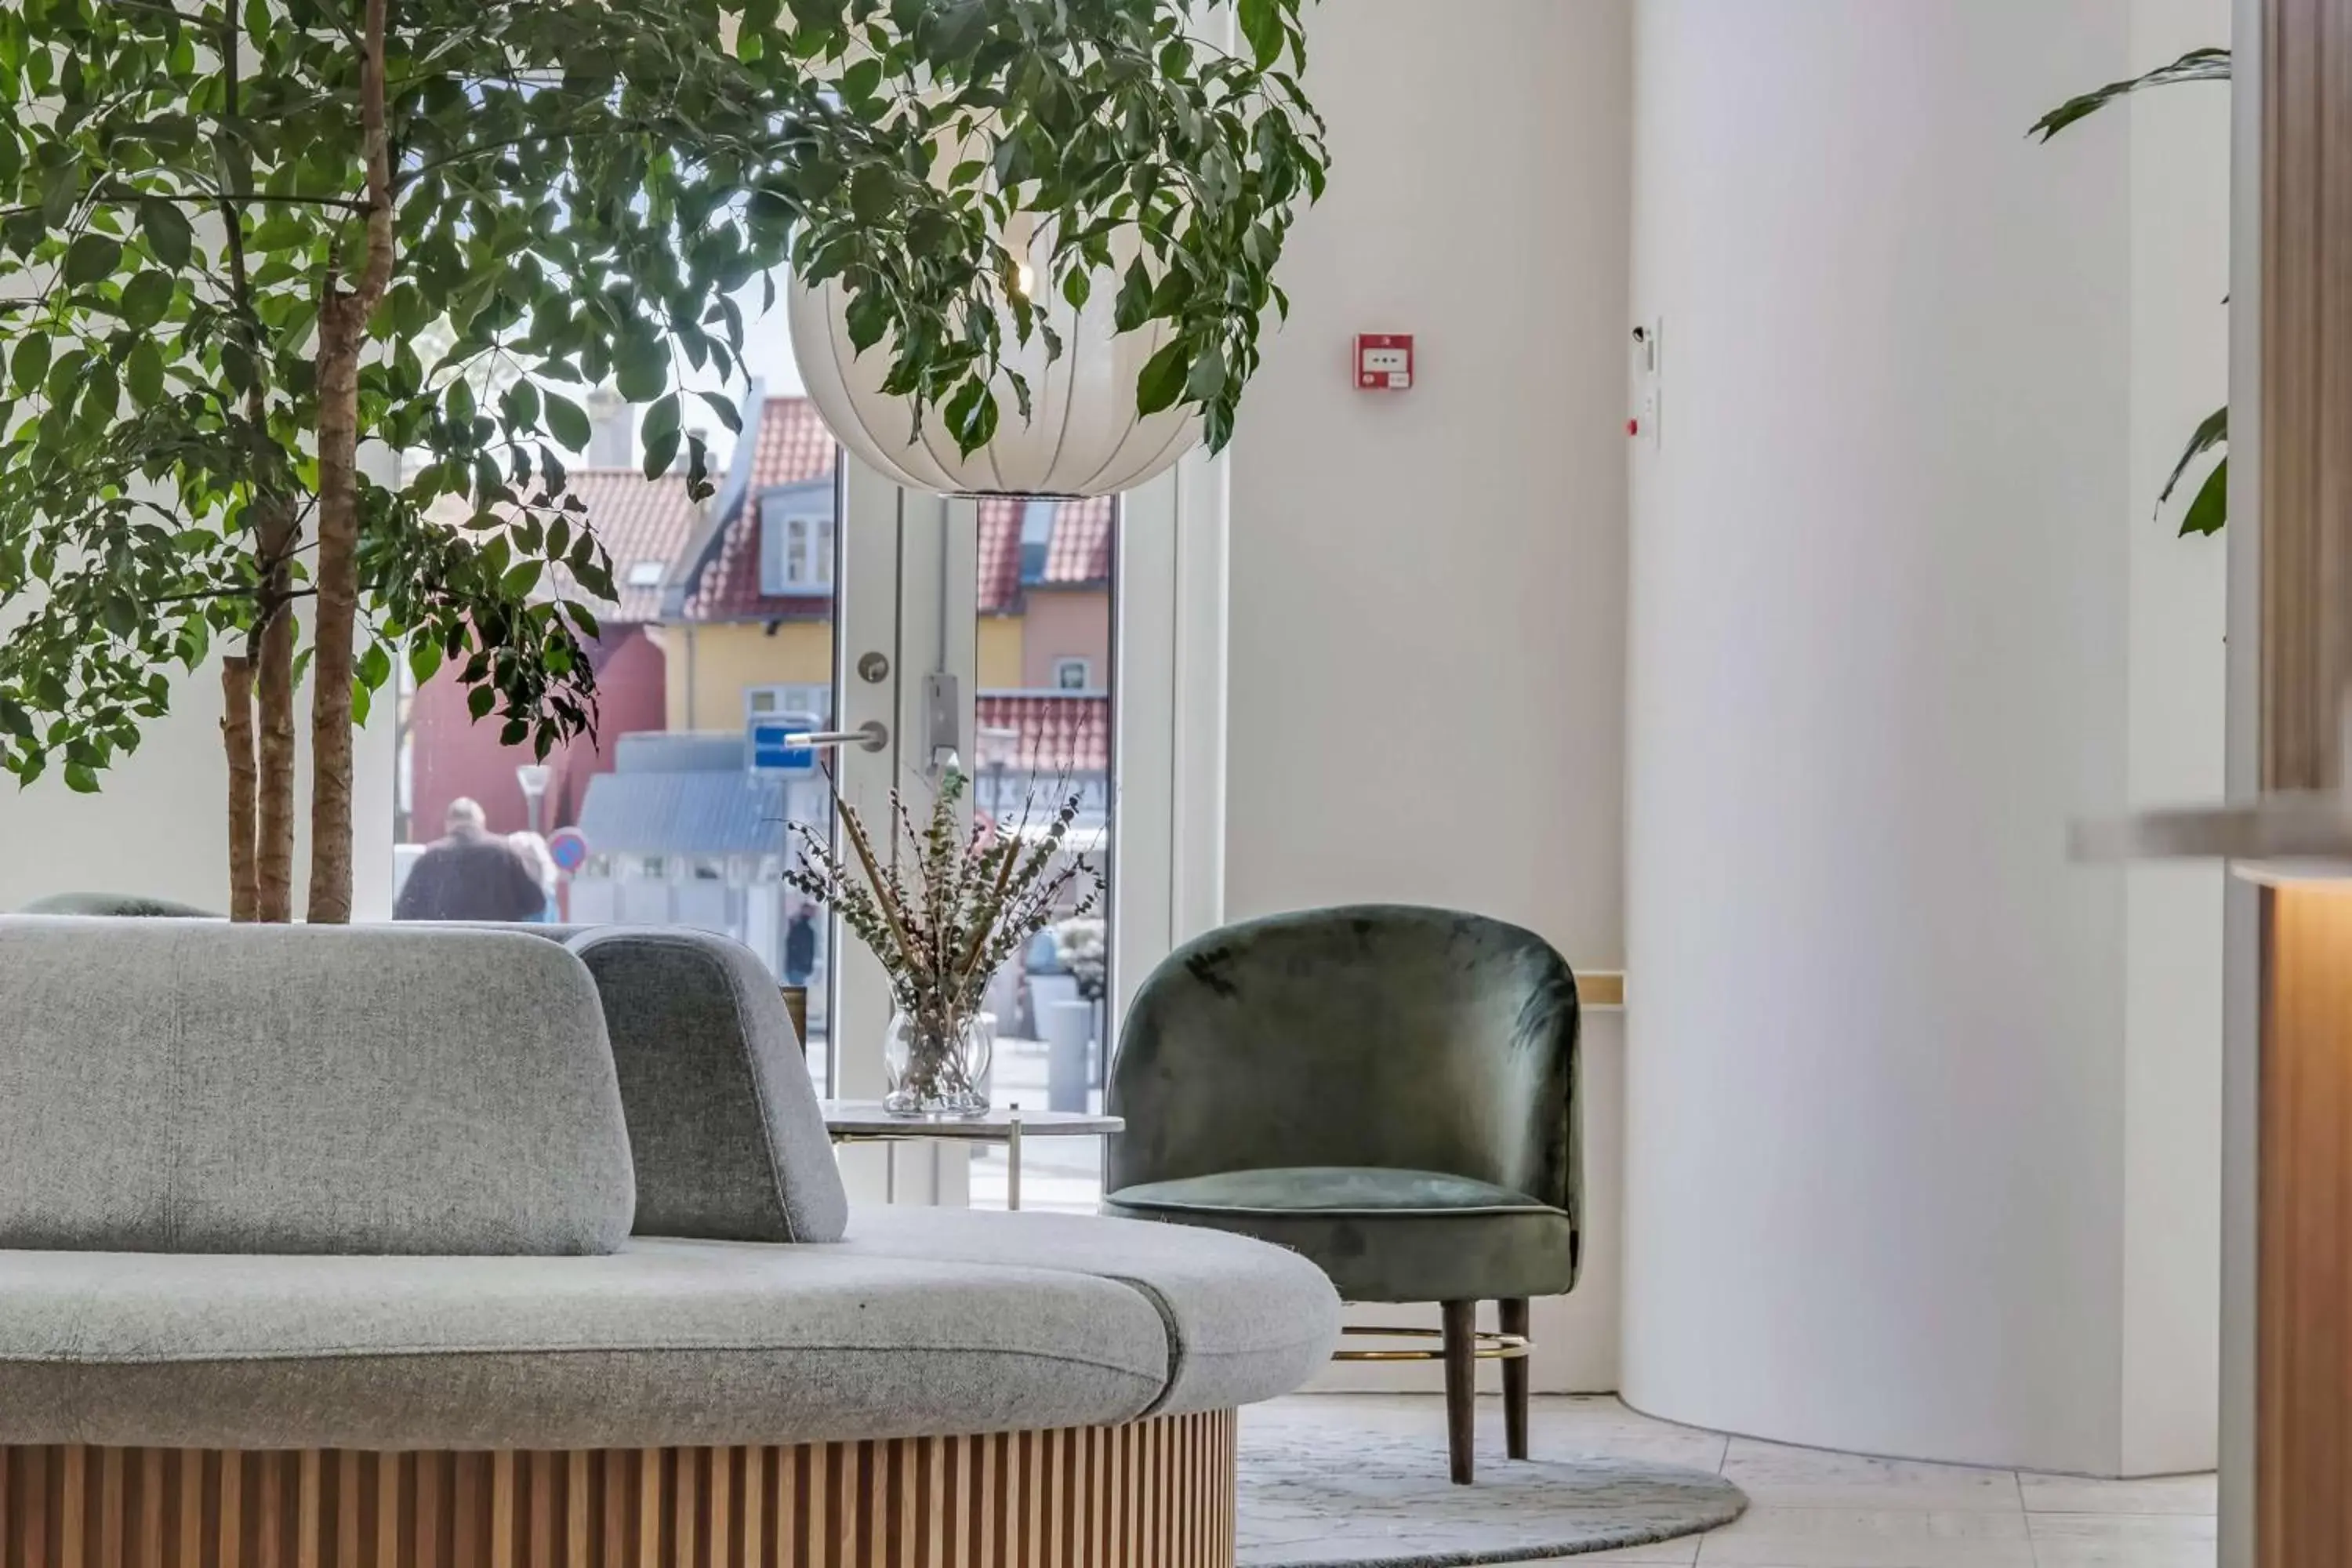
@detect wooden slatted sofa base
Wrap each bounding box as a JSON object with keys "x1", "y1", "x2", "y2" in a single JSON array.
[{"x1": 0, "y1": 1415, "x2": 1237, "y2": 1568}]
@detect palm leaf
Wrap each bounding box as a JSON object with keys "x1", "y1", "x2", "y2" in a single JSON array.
[
  {"x1": 2030, "y1": 47, "x2": 2231, "y2": 142},
  {"x1": 2159, "y1": 404, "x2": 2229, "y2": 508},
  {"x1": 2180, "y1": 456, "x2": 2228, "y2": 538}
]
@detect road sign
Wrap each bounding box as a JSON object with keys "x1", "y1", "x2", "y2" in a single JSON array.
[
  {"x1": 750, "y1": 713, "x2": 822, "y2": 775},
  {"x1": 546, "y1": 827, "x2": 590, "y2": 873}
]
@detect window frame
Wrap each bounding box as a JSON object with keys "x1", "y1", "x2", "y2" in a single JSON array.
[{"x1": 757, "y1": 478, "x2": 838, "y2": 594}]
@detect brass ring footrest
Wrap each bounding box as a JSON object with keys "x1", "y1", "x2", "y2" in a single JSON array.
[{"x1": 1332, "y1": 1325, "x2": 1534, "y2": 1363}]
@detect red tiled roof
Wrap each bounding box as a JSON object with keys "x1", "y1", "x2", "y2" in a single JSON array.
[
  {"x1": 976, "y1": 694, "x2": 1110, "y2": 774},
  {"x1": 1043, "y1": 498, "x2": 1114, "y2": 586},
  {"x1": 977, "y1": 501, "x2": 1022, "y2": 615},
  {"x1": 443, "y1": 469, "x2": 699, "y2": 626},
  {"x1": 748, "y1": 392, "x2": 839, "y2": 492},
  {"x1": 683, "y1": 395, "x2": 1113, "y2": 624},
  {"x1": 551, "y1": 469, "x2": 699, "y2": 624},
  {"x1": 975, "y1": 495, "x2": 1113, "y2": 615},
  {"x1": 681, "y1": 395, "x2": 838, "y2": 622}
]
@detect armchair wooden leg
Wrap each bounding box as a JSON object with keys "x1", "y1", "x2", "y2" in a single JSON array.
[
  {"x1": 1500, "y1": 1298, "x2": 1530, "y2": 1460},
  {"x1": 1442, "y1": 1299, "x2": 1477, "y2": 1484}
]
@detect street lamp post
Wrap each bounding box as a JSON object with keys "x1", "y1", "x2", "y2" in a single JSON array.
[{"x1": 514, "y1": 764, "x2": 552, "y2": 837}]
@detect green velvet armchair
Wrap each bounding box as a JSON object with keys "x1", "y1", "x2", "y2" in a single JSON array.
[{"x1": 1103, "y1": 904, "x2": 1581, "y2": 1483}]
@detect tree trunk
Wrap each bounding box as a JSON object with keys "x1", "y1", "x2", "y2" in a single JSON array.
[
  {"x1": 304, "y1": 0, "x2": 394, "y2": 926},
  {"x1": 220, "y1": 657, "x2": 259, "y2": 924},
  {"x1": 307, "y1": 302, "x2": 362, "y2": 925},
  {"x1": 253, "y1": 596, "x2": 298, "y2": 924}
]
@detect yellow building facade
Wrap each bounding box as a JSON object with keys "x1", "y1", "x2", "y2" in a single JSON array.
[{"x1": 651, "y1": 621, "x2": 836, "y2": 732}]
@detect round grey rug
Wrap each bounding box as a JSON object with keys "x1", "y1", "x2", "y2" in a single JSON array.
[{"x1": 1237, "y1": 1417, "x2": 1747, "y2": 1568}]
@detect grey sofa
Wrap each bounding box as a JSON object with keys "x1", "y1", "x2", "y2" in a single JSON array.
[{"x1": 0, "y1": 916, "x2": 1338, "y2": 1566}]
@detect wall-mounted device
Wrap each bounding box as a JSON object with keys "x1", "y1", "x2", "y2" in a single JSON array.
[
  {"x1": 1354, "y1": 333, "x2": 1414, "y2": 391},
  {"x1": 1630, "y1": 320, "x2": 1663, "y2": 448}
]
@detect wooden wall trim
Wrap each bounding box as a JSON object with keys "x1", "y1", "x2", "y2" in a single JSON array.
[
  {"x1": 0, "y1": 1412, "x2": 1237, "y2": 1568},
  {"x1": 2259, "y1": 0, "x2": 2352, "y2": 793},
  {"x1": 2257, "y1": 3, "x2": 2352, "y2": 1565}
]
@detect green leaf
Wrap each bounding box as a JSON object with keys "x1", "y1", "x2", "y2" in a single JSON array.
[
  {"x1": 615, "y1": 339, "x2": 667, "y2": 402},
  {"x1": 39, "y1": 159, "x2": 78, "y2": 226},
  {"x1": 2031, "y1": 46, "x2": 2231, "y2": 141},
  {"x1": 118, "y1": 268, "x2": 172, "y2": 328},
  {"x1": 642, "y1": 426, "x2": 681, "y2": 480},
  {"x1": 943, "y1": 375, "x2": 997, "y2": 456},
  {"x1": 9, "y1": 334, "x2": 48, "y2": 397},
  {"x1": 502, "y1": 379, "x2": 541, "y2": 432},
  {"x1": 2159, "y1": 404, "x2": 2228, "y2": 506},
  {"x1": 2180, "y1": 455, "x2": 2228, "y2": 537},
  {"x1": 850, "y1": 164, "x2": 896, "y2": 224},
  {"x1": 697, "y1": 388, "x2": 743, "y2": 434},
  {"x1": 357, "y1": 641, "x2": 393, "y2": 691},
  {"x1": 136, "y1": 198, "x2": 192, "y2": 269},
  {"x1": 62, "y1": 232, "x2": 121, "y2": 288},
  {"x1": 642, "y1": 390, "x2": 681, "y2": 452},
  {"x1": 844, "y1": 288, "x2": 891, "y2": 354},
  {"x1": 125, "y1": 342, "x2": 165, "y2": 408},
  {"x1": 1184, "y1": 343, "x2": 1228, "y2": 403},
  {"x1": 840, "y1": 58, "x2": 884, "y2": 105},
  {"x1": 1135, "y1": 338, "x2": 1191, "y2": 416},
  {"x1": 1113, "y1": 260, "x2": 1153, "y2": 333},
  {"x1": 466, "y1": 684, "x2": 496, "y2": 721},
  {"x1": 543, "y1": 390, "x2": 592, "y2": 452},
  {"x1": 63, "y1": 761, "x2": 100, "y2": 794},
  {"x1": 1237, "y1": 0, "x2": 1286, "y2": 70}
]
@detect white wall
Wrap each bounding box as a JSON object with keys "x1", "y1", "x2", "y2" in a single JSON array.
[
  {"x1": 0, "y1": 625, "x2": 399, "y2": 920},
  {"x1": 1621, "y1": 0, "x2": 2226, "y2": 1474},
  {"x1": 2121, "y1": 0, "x2": 2232, "y2": 1479},
  {"x1": 1223, "y1": 0, "x2": 1635, "y2": 1392}
]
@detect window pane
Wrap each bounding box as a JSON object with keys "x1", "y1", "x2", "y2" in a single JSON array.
[
  {"x1": 971, "y1": 495, "x2": 1116, "y2": 1213},
  {"x1": 394, "y1": 310, "x2": 843, "y2": 1095}
]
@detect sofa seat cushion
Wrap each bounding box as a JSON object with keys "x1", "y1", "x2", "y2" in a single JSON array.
[
  {"x1": 827, "y1": 1207, "x2": 1341, "y2": 1416},
  {"x1": 1103, "y1": 1167, "x2": 1577, "y2": 1304},
  {"x1": 0, "y1": 1239, "x2": 1170, "y2": 1450},
  {"x1": 0, "y1": 920, "x2": 633, "y2": 1257}
]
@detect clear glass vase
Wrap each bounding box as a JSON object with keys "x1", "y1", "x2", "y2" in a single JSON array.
[{"x1": 882, "y1": 1010, "x2": 994, "y2": 1120}]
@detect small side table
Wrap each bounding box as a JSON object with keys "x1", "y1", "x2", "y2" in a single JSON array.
[{"x1": 818, "y1": 1102, "x2": 1123, "y2": 1210}]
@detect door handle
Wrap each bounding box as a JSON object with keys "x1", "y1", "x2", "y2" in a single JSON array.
[{"x1": 785, "y1": 720, "x2": 891, "y2": 754}]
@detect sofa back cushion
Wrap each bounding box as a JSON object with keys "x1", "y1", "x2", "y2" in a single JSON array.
[
  {"x1": 567, "y1": 928, "x2": 848, "y2": 1243},
  {"x1": 0, "y1": 919, "x2": 633, "y2": 1255}
]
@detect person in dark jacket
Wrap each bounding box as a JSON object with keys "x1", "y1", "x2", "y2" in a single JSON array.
[
  {"x1": 783, "y1": 905, "x2": 818, "y2": 987},
  {"x1": 393, "y1": 798, "x2": 548, "y2": 922}
]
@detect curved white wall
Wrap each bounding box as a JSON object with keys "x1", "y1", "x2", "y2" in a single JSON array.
[{"x1": 1623, "y1": 0, "x2": 2226, "y2": 1474}]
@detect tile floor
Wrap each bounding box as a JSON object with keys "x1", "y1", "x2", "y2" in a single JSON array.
[{"x1": 1256, "y1": 1395, "x2": 2217, "y2": 1568}]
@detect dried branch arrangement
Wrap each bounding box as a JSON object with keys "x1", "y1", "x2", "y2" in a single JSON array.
[{"x1": 787, "y1": 768, "x2": 1098, "y2": 1101}]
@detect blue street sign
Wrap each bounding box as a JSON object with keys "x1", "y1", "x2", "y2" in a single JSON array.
[
  {"x1": 546, "y1": 828, "x2": 590, "y2": 873},
  {"x1": 749, "y1": 713, "x2": 822, "y2": 775}
]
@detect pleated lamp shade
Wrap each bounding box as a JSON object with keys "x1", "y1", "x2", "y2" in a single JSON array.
[{"x1": 788, "y1": 226, "x2": 1202, "y2": 499}]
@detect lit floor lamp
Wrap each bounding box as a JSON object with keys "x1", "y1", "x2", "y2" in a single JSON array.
[{"x1": 2075, "y1": 3, "x2": 2352, "y2": 1562}]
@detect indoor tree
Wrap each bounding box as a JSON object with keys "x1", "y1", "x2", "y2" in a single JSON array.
[
  {"x1": 0, "y1": 0, "x2": 1327, "y2": 921},
  {"x1": 2033, "y1": 46, "x2": 2231, "y2": 535}
]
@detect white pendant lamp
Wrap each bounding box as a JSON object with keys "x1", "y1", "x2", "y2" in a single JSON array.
[{"x1": 789, "y1": 221, "x2": 1202, "y2": 499}]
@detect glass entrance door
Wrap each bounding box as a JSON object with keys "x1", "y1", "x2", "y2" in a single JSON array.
[
  {"x1": 824, "y1": 481, "x2": 1123, "y2": 1214},
  {"x1": 393, "y1": 292, "x2": 1190, "y2": 1209},
  {"x1": 393, "y1": 306, "x2": 851, "y2": 1091}
]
